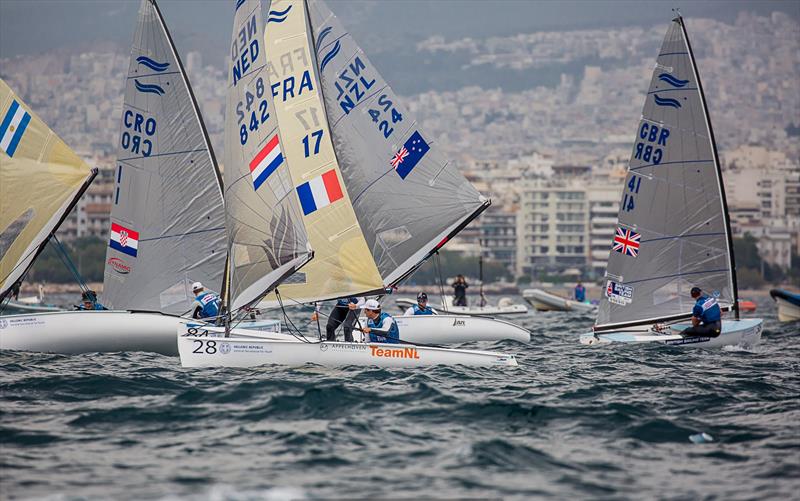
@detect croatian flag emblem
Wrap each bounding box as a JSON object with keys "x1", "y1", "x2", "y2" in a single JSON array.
[
  {"x1": 249, "y1": 134, "x2": 283, "y2": 191},
  {"x1": 390, "y1": 130, "x2": 430, "y2": 179},
  {"x1": 296, "y1": 169, "x2": 344, "y2": 216},
  {"x1": 109, "y1": 223, "x2": 140, "y2": 257},
  {"x1": 0, "y1": 99, "x2": 32, "y2": 158},
  {"x1": 612, "y1": 227, "x2": 641, "y2": 257}
]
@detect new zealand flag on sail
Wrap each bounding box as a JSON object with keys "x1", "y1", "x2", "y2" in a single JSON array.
[{"x1": 390, "y1": 131, "x2": 429, "y2": 180}]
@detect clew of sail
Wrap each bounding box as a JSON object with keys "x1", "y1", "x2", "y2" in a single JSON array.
[
  {"x1": 225, "y1": 0, "x2": 312, "y2": 311},
  {"x1": 0, "y1": 79, "x2": 97, "y2": 300},
  {"x1": 306, "y1": 0, "x2": 489, "y2": 287},
  {"x1": 595, "y1": 17, "x2": 737, "y2": 330},
  {"x1": 102, "y1": 0, "x2": 227, "y2": 315},
  {"x1": 261, "y1": 0, "x2": 384, "y2": 305}
]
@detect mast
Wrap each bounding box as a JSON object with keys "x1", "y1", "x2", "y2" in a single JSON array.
[{"x1": 677, "y1": 14, "x2": 740, "y2": 320}]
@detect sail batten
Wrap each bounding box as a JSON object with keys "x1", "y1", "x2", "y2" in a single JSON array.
[
  {"x1": 102, "y1": 0, "x2": 227, "y2": 314},
  {"x1": 595, "y1": 17, "x2": 737, "y2": 329}
]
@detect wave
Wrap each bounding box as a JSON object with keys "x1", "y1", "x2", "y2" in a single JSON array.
[
  {"x1": 319, "y1": 40, "x2": 341, "y2": 72},
  {"x1": 316, "y1": 26, "x2": 332, "y2": 49},
  {"x1": 658, "y1": 72, "x2": 689, "y2": 88},
  {"x1": 136, "y1": 56, "x2": 169, "y2": 72},
  {"x1": 134, "y1": 80, "x2": 165, "y2": 95},
  {"x1": 235, "y1": 0, "x2": 245, "y2": 11},
  {"x1": 267, "y1": 5, "x2": 292, "y2": 23},
  {"x1": 653, "y1": 94, "x2": 681, "y2": 108}
]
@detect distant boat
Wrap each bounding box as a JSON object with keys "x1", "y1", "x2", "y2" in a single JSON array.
[
  {"x1": 5, "y1": 285, "x2": 62, "y2": 313},
  {"x1": 579, "y1": 15, "x2": 762, "y2": 348},
  {"x1": 395, "y1": 296, "x2": 529, "y2": 317},
  {"x1": 522, "y1": 288, "x2": 596, "y2": 313},
  {"x1": 769, "y1": 289, "x2": 800, "y2": 322}
]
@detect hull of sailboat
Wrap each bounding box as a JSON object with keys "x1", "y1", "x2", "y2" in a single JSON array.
[
  {"x1": 769, "y1": 290, "x2": 800, "y2": 322},
  {"x1": 394, "y1": 298, "x2": 528, "y2": 317},
  {"x1": 177, "y1": 329, "x2": 519, "y2": 369},
  {"x1": 0, "y1": 310, "x2": 183, "y2": 356},
  {"x1": 240, "y1": 313, "x2": 530, "y2": 344},
  {"x1": 579, "y1": 318, "x2": 763, "y2": 349},
  {"x1": 522, "y1": 289, "x2": 596, "y2": 313}
]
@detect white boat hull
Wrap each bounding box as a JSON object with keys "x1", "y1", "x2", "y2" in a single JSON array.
[
  {"x1": 394, "y1": 297, "x2": 528, "y2": 316},
  {"x1": 244, "y1": 313, "x2": 530, "y2": 344},
  {"x1": 522, "y1": 288, "x2": 595, "y2": 313},
  {"x1": 773, "y1": 296, "x2": 800, "y2": 322},
  {"x1": 3, "y1": 300, "x2": 63, "y2": 313},
  {"x1": 177, "y1": 324, "x2": 519, "y2": 368},
  {"x1": 0, "y1": 310, "x2": 183, "y2": 356},
  {"x1": 579, "y1": 318, "x2": 763, "y2": 349}
]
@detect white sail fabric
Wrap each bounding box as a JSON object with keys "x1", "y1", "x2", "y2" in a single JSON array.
[
  {"x1": 261, "y1": 0, "x2": 384, "y2": 305},
  {"x1": 0, "y1": 79, "x2": 97, "y2": 300},
  {"x1": 596, "y1": 17, "x2": 736, "y2": 330},
  {"x1": 225, "y1": 0, "x2": 312, "y2": 310},
  {"x1": 306, "y1": 0, "x2": 489, "y2": 286},
  {"x1": 102, "y1": 0, "x2": 226, "y2": 314}
]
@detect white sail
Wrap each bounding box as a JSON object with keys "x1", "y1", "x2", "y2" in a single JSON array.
[
  {"x1": 0, "y1": 78, "x2": 97, "y2": 300},
  {"x1": 102, "y1": 0, "x2": 227, "y2": 315},
  {"x1": 225, "y1": 0, "x2": 313, "y2": 310},
  {"x1": 595, "y1": 16, "x2": 738, "y2": 330}
]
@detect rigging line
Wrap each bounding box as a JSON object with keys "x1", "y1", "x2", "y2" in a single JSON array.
[
  {"x1": 51, "y1": 235, "x2": 88, "y2": 292},
  {"x1": 275, "y1": 289, "x2": 316, "y2": 343},
  {"x1": 435, "y1": 251, "x2": 448, "y2": 313}
]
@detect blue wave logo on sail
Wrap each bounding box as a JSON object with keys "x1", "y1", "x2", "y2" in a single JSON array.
[
  {"x1": 136, "y1": 56, "x2": 170, "y2": 72},
  {"x1": 316, "y1": 26, "x2": 333, "y2": 48},
  {"x1": 134, "y1": 80, "x2": 165, "y2": 96},
  {"x1": 267, "y1": 5, "x2": 292, "y2": 23},
  {"x1": 658, "y1": 73, "x2": 689, "y2": 88},
  {"x1": 235, "y1": 0, "x2": 245, "y2": 11},
  {"x1": 653, "y1": 94, "x2": 681, "y2": 108},
  {"x1": 320, "y1": 40, "x2": 341, "y2": 71}
]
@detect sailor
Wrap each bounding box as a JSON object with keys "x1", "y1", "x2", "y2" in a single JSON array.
[
  {"x1": 404, "y1": 292, "x2": 437, "y2": 316},
  {"x1": 191, "y1": 282, "x2": 221, "y2": 320},
  {"x1": 76, "y1": 290, "x2": 106, "y2": 310},
  {"x1": 451, "y1": 274, "x2": 469, "y2": 307},
  {"x1": 311, "y1": 296, "x2": 363, "y2": 342},
  {"x1": 574, "y1": 282, "x2": 586, "y2": 303},
  {"x1": 682, "y1": 287, "x2": 722, "y2": 337},
  {"x1": 362, "y1": 299, "x2": 400, "y2": 344}
]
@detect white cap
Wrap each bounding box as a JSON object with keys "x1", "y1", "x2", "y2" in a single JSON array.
[
  {"x1": 191, "y1": 282, "x2": 204, "y2": 292},
  {"x1": 362, "y1": 299, "x2": 381, "y2": 310}
]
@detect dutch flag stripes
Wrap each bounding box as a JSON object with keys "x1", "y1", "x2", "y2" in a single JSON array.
[
  {"x1": 296, "y1": 169, "x2": 344, "y2": 216},
  {"x1": 249, "y1": 134, "x2": 284, "y2": 191},
  {"x1": 0, "y1": 100, "x2": 31, "y2": 158}
]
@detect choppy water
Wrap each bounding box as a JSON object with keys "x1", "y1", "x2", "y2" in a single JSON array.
[{"x1": 2, "y1": 296, "x2": 799, "y2": 500}]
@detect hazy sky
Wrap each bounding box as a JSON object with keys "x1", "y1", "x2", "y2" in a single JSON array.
[{"x1": 1, "y1": 0, "x2": 798, "y2": 68}]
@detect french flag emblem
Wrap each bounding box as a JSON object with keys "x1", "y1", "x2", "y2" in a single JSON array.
[
  {"x1": 250, "y1": 134, "x2": 284, "y2": 191},
  {"x1": 109, "y1": 222, "x2": 139, "y2": 257},
  {"x1": 296, "y1": 169, "x2": 344, "y2": 216},
  {"x1": 0, "y1": 99, "x2": 32, "y2": 158}
]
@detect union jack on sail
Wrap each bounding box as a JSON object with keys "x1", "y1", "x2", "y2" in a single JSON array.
[{"x1": 612, "y1": 227, "x2": 640, "y2": 257}]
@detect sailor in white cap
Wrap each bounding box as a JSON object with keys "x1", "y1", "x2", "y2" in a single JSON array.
[
  {"x1": 191, "y1": 281, "x2": 221, "y2": 320},
  {"x1": 362, "y1": 299, "x2": 400, "y2": 344}
]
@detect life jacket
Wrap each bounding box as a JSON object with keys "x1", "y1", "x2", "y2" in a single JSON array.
[
  {"x1": 367, "y1": 312, "x2": 400, "y2": 343},
  {"x1": 695, "y1": 295, "x2": 721, "y2": 324},
  {"x1": 575, "y1": 285, "x2": 586, "y2": 302},
  {"x1": 194, "y1": 291, "x2": 221, "y2": 319},
  {"x1": 412, "y1": 304, "x2": 434, "y2": 315}
]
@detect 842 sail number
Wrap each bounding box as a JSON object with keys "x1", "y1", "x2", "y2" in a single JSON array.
[{"x1": 237, "y1": 77, "x2": 270, "y2": 145}]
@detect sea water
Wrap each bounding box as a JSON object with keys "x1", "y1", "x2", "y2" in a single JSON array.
[{"x1": 1, "y1": 296, "x2": 798, "y2": 499}]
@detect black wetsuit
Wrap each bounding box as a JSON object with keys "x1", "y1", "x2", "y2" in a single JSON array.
[
  {"x1": 452, "y1": 281, "x2": 468, "y2": 307},
  {"x1": 326, "y1": 297, "x2": 360, "y2": 342}
]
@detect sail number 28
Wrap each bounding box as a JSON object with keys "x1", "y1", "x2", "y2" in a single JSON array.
[
  {"x1": 237, "y1": 77, "x2": 270, "y2": 146},
  {"x1": 622, "y1": 175, "x2": 642, "y2": 212}
]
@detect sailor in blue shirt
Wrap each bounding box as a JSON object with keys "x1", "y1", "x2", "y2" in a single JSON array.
[
  {"x1": 574, "y1": 282, "x2": 586, "y2": 303},
  {"x1": 682, "y1": 287, "x2": 722, "y2": 337},
  {"x1": 191, "y1": 282, "x2": 221, "y2": 321},
  {"x1": 362, "y1": 299, "x2": 400, "y2": 344},
  {"x1": 403, "y1": 292, "x2": 437, "y2": 316}
]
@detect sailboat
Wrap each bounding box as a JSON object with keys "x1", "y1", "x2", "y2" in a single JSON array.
[
  {"x1": 579, "y1": 15, "x2": 762, "y2": 348},
  {"x1": 1, "y1": 0, "x2": 226, "y2": 355},
  {"x1": 255, "y1": 0, "x2": 529, "y2": 343},
  {"x1": 0, "y1": 79, "x2": 98, "y2": 307},
  {"x1": 177, "y1": 0, "x2": 519, "y2": 368}
]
